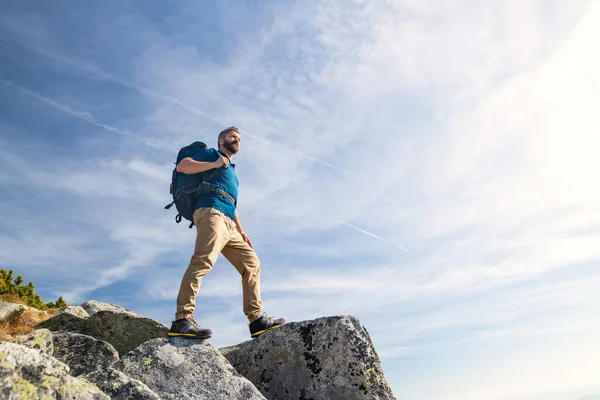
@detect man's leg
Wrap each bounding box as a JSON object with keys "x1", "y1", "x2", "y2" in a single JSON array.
[
  {"x1": 221, "y1": 221, "x2": 285, "y2": 338},
  {"x1": 175, "y1": 207, "x2": 230, "y2": 320},
  {"x1": 220, "y1": 228, "x2": 263, "y2": 323}
]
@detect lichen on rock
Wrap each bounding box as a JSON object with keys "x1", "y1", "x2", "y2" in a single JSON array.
[
  {"x1": 35, "y1": 306, "x2": 169, "y2": 357},
  {"x1": 112, "y1": 337, "x2": 266, "y2": 400},
  {"x1": 11, "y1": 329, "x2": 54, "y2": 356},
  {"x1": 0, "y1": 341, "x2": 109, "y2": 399},
  {"x1": 83, "y1": 367, "x2": 161, "y2": 400},
  {"x1": 220, "y1": 315, "x2": 397, "y2": 400},
  {"x1": 52, "y1": 332, "x2": 120, "y2": 376}
]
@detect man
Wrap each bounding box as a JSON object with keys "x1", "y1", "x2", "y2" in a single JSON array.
[{"x1": 168, "y1": 126, "x2": 285, "y2": 339}]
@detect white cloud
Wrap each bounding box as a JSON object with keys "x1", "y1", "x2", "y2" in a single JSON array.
[{"x1": 1, "y1": 1, "x2": 599, "y2": 399}]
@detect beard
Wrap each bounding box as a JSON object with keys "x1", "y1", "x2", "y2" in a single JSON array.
[{"x1": 223, "y1": 139, "x2": 239, "y2": 154}]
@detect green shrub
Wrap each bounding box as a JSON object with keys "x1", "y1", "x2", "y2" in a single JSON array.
[{"x1": 0, "y1": 269, "x2": 68, "y2": 310}]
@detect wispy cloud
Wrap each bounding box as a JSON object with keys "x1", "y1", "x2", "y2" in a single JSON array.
[
  {"x1": 341, "y1": 221, "x2": 411, "y2": 252},
  {"x1": 1, "y1": 1, "x2": 599, "y2": 399},
  {"x1": 2, "y1": 79, "x2": 139, "y2": 139}
]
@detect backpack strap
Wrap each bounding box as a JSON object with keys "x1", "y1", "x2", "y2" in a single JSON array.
[
  {"x1": 198, "y1": 163, "x2": 237, "y2": 206},
  {"x1": 196, "y1": 182, "x2": 237, "y2": 207},
  {"x1": 203, "y1": 166, "x2": 223, "y2": 183},
  {"x1": 164, "y1": 165, "x2": 227, "y2": 211}
]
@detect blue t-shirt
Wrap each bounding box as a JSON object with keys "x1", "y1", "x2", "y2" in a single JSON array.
[{"x1": 191, "y1": 148, "x2": 239, "y2": 221}]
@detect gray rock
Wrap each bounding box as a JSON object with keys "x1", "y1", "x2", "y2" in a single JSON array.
[
  {"x1": 81, "y1": 300, "x2": 141, "y2": 318},
  {"x1": 53, "y1": 332, "x2": 120, "y2": 376},
  {"x1": 113, "y1": 337, "x2": 266, "y2": 400},
  {"x1": 0, "y1": 302, "x2": 27, "y2": 321},
  {"x1": 36, "y1": 309, "x2": 169, "y2": 357},
  {"x1": 90, "y1": 311, "x2": 169, "y2": 356},
  {"x1": 36, "y1": 312, "x2": 94, "y2": 336},
  {"x1": 60, "y1": 305, "x2": 90, "y2": 319},
  {"x1": 83, "y1": 367, "x2": 161, "y2": 400},
  {"x1": 0, "y1": 341, "x2": 109, "y2": 399},
  {"x1": 11, "y1": 329, "x2": 54, "y2": 355},
  {"x1": 220, "y1": 315, "x2": 396, "y2": 400}
]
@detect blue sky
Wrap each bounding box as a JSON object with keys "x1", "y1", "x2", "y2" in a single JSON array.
[{"x1": 1, "y1": 0, "x2": 599, "y2": 399}]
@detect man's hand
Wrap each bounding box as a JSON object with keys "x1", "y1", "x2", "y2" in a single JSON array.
[
  {"x1": 241, "y1": 232, "x2": 253, "y2": 248},
  {"x1": 213, "y1": 156, "x2": 229, "y2": 168}
]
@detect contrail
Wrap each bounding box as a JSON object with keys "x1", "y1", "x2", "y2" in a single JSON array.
[
  {"x1": 98, "y1": 77, "x2": 347, "y2": 172},
  {"x1": 2, "y1": 47, "x2": 399, "y2": 251},
  {"x1": 341, "y1": 221, "x2": 410, "y2": 253},
  {"x1": 2, "y1": 80, "x2": 139, "y2": 139},
  {"x1": 508, "y1": 300, "x2": 542, "y2": 321},
  {"x1": 113, "y1": 80, "x2": 347, "y2": 172},
  {"x1": 4, "y1": 42, "x2": 346, "y2": 173}
]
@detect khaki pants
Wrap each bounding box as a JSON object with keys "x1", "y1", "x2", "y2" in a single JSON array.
[{"x1": 175, "y1": 207, "x2": 262, "y2": 322}]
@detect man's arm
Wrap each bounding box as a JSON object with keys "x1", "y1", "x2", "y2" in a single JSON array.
[
  {"x1": 176, "y1": 156, "x2": 228, "y2": 174},
  {"x1": 234, "y1": 210, "x2": 244, "y2": 233},
  {"x1": 234, "y1": 210, "x2": 253, "y2": 248}
]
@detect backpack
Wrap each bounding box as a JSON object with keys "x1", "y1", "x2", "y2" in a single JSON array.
[{"x1": 164, "y1": 141, "x2": 236, "y2": 228}]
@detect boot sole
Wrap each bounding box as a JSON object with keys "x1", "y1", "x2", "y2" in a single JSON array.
[
  {"x1": 167, "y1": 332, "x2": 211, "y2": 339},
  {"x1": 250, "y1": 324, "x2": 282, "y2": 338}
]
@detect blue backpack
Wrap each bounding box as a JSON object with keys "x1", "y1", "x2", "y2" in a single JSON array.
[{"x1": 164, "y1": 141, "x2": 236, "y2": 228}]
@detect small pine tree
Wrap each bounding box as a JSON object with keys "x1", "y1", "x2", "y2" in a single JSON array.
[
  {"x1": 0, "y1": 269, "x2": 68, "y2": 310},
  {"x1": 46, "y1": 296, "x2": 68, "y2": 309}
]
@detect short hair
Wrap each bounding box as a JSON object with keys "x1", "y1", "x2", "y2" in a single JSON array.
[{"x1": 218, "y1": 126, "x2": 240, "y2": 145}]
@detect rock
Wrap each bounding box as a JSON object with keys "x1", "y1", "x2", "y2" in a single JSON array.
[
  {"x1": 36, "y1": 307, "x2": 169, "y2": 357},
  {"x1": 83, "y1": 367, "x2": 161, "y2": 400},
  {"x1": 11, "y1": 329, "x2": 54, "y2": 355},
  {"x1": 36, "y1": 312, "x2": 93, "y2": 335},
  {"x1": 220, "y1": 315, "x2": 396, "y2": 400},
  {"x1": 113, "y1": 337, "x2": 266, "y2": 400},
  {"x1": 59, "y1": 305, "x2": 90, "y2": 319},
  {"x1": 0, "y1": 302, "x2": 27, "y2": 321},
  {"x1": 90, "y1": 311, "x2": 169, "y2": 356},
  {"x1": 0, "y1": 341, "x2": 109, "y2": 399},
  {"x1": 52, "y1": 332, "x2": 120, "y2": 376},
  {"x1": 81, "y1": 300, "x2": 141, "y2": 318}
]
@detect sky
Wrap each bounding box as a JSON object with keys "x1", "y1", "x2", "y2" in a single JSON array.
[{"x1": 1, "y1": 0, "x2": 599, "y2": 399}]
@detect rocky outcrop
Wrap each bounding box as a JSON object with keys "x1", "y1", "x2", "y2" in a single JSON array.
[
  {"x1": 53, "y1": 332, "x2": 120, "y2": 376},
  {"x1": 220, "y1": 315, "x2": 396, "y2": 400},
  {"x1": 37, "y1": 302, "x2": 169, "y2": 356},
  {"x1": 11, "y1": 329, "x2": 54, "y2": 355},
  {"x1": 0, "y1": 341, "x2": 109, "y2": 399},
  {"x1": 83, "y1": 367, "x2": 161, "y2": 400},
  {"x1": 112, "y1": 337, "x2": 266, "y2": 400},
  {"x1": 3, "y1": 299, "x2": 396, "y2": 399}
]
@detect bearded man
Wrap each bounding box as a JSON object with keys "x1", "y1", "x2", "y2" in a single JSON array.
[{"x1": 168, "y1": 126, "x2": 285, "y2": 339}]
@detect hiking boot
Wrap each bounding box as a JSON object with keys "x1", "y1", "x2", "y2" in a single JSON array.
[
  {"x1": 249, "y1": 312, "x2": 285, "y2": 338},
  {"x1": 168, "y1": 318, "x2": 212, "y2": 339}
]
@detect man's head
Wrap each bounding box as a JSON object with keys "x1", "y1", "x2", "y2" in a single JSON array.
[{"x1": 217, "y1": 126, "x2": 241, "y2": 156}]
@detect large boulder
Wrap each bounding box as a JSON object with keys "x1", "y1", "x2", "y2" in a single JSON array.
[
  {"x1": 36, "y1": 303, "x2": 169, "y2": 356},
  {"x1": 11, "y1": 329, "x2": 54, "y2": 355},
  {"x1": 0, "y1": 341, "x2": 109, "y2": 399},
  {"x1": 0, "y1": 302, "x2": 27, "y2": 321},
  {"x1": 220, "y1": 315, "x2": 396, "y2": 400},
  {"x1": 52, "y1": 332, "x2": 120, "y2": 376},
  {"x1": 112, "y1": 337, "x2": 266, "y2": 400},
  {"x1": 83, "y1": 367, "x2": 160, "y2": 400}
]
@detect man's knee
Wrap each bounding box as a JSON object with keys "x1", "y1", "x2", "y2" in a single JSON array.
[{"x1": 242, "y1": 256, "x2": 260, "y2": 279}]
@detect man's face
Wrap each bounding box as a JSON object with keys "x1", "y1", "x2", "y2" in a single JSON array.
[{"x1": 221, "y1": 131, "x2": 241, "y2": 154}]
